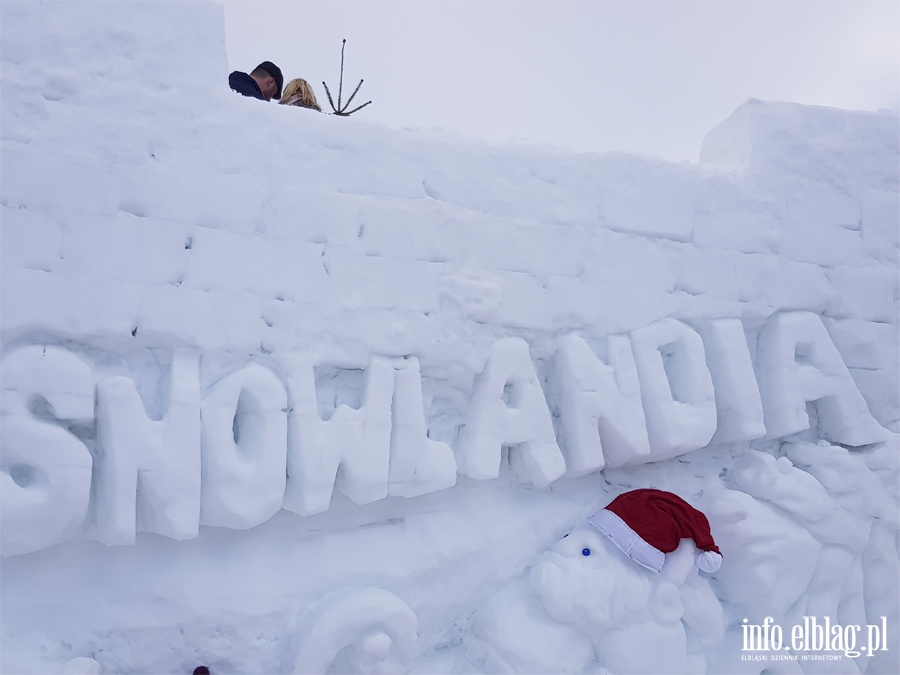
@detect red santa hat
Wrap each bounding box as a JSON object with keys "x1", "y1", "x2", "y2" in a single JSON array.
[{"x1": 587, "y1": 488, "x2": 722, "y2": 574}]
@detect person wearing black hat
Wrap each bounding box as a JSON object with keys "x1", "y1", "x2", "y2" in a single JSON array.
[{"x1": 228, "y1": 61, "x2": 283, "y2": 101}]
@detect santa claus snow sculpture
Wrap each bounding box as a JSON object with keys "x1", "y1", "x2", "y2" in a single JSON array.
[{"x1": 468, "y1": 489, "x2": 726, "y2": 674}]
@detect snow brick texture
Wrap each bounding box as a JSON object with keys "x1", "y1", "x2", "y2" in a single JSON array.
[{"x1": 2, "y1": 3, "x2": 896, "y2": 433}]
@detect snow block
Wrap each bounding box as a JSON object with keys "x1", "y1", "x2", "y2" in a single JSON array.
[
  {"x1": 670, "y1": 246, "x2": 741, "y2": 301},
  {"x1": 781, "y1": 181, "x2": 866, "y2": 257},
  {"x1": 600, "y1": 176, "x2": 697, "y2": 241},
  {"x1": 692, "y1": 177, "x2": 783, "y2": 254},
  {"x1": 323, "y1": 249, "x2": 443, "y2": 313},
  {"x1": 185, "y1": 228, "x2": 329, "y2": 303},
  {"x1": 778, "y1": 259, "x2": 834, "y2": 312},
  {"x1": 700, "y1": 98, "x2": 900, "y2": 191},
  {"x1": 59, "y1": 215, "x2": 189, "y2": 286},
  {"x1": 859, "y1": 187, "x2": 900, "y2": 252},
  {"x1": 0, "y1": 205, "x2": 63, "y2": 274},
  {"x1": 825, "y1": 266, "x2": 899, "y2": 323},
  {"x1": 824, "y1": 318, "x2": 900, "y2": 430},
  {"x1": 1, "y1": 267, "x2": 143, "y2": 340}
]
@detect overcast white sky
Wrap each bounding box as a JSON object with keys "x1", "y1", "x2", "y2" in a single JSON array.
[{"x1": 223, "y1": 1, "x2": 899, "y2": 163}]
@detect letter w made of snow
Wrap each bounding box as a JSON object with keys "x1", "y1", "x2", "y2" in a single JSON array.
[
  {"x1": 457, "y1": 337, "x2": 566, "y2": 487},
  {"x1": 283, "y1": 355, "x2": 456, "y2": 516}
]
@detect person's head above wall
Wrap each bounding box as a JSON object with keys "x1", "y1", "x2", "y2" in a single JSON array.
[
  {"x1": 228, "y1": 60, "x2": 283, "y2": 101},
  {"x1": 279, "y1": 78, "x2": 322, "y2": 111},
  {"x1": 251, "y1": 61, "x2": 283, "y2": 101}
]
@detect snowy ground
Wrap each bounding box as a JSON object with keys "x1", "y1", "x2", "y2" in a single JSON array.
[{"x1": 1, "y1": 2, "x2": 898, "y2": 675}]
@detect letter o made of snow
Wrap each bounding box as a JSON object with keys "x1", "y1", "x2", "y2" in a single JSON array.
[{"x1": 200, "y1": 363, "x2": 288, "y2": 529}]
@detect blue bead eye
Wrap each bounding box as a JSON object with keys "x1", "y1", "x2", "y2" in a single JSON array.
[{"x1": 582, "y1": 548, "x2": 591, "y2": 556}]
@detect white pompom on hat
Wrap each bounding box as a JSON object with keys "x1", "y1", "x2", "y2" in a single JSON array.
[{"x1": 587, "y1": 488, "x2": 723, "y2": 573}]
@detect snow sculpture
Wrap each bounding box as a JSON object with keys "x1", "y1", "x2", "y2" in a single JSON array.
[
  {"x1": 731, "y1": 450, "x2": 872, "y2": 627},
  {"x1": 701, "y1": 484, "x2": 819, "y2": 623},
  {"x1": 57, "y1": 657, "x2": 101, "y2": 674},
  {"x1": 283, "y1": 353, "x2": 457, "y2": 516},
  {"x1": 289, "y1": 587, "x2": 418, "y2": 674},
  {"x1": 756, "y1": 311, "x2": 887, "y2": 446},
  {"x1": 387, "y1": 356, "x2": 457, "y2": 498},
  {"x1": 699, "y1": 318, "x2": 766, "y2": 444},
  {"x1": 555, "y1": 334, "x2": 651, "y2": 473},
  {"x1": 284, "y1": 355, "x2": 394, "y2": 516},
  {"x1": 457, "y1": 337, "x2": 566, "y2": 487},
  {"x1": 1, "y1": 346, "x2": 94, "y2": 556},
  {"x1": 630, "y1": 319, "x2": 718, "y2": 461},
  {"x1": 1, "y1": 310, "x2": 890, "y2": 558},
  {"x1": 200, "y1": 363, "x2": 288, "y2": 529},
  {"x1": 702, "y1": 443, "x2": 899, "y2": 674},
  {"x1": 94, "y1": 349, "x2": 201, "y2": 544},
  {"x1": 469, "y1": 492, "x2": 726, "y2": 674}
]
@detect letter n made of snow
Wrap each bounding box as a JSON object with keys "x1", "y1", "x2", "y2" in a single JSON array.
[
  {"x1": 554, "y1": 334, "x2": 650, "y2": 474},
  {"x1": 1, "y1": 346, "x2": 94, "y2": 556},
  {"x1": 94, "y1": 349, "x2": 201, "y2": 545},
  {"x1": 457, "y1": 338, "x2": 565, "y2": 487},
  {"x1": 630, "y1": 319, "x2": 717, "y2": 461},
  {"x1": 756, "y1": 311, "x2": 886, "y2": 446}
]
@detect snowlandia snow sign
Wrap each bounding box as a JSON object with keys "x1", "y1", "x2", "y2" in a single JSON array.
[{"x1": 0, "y1": 310, "x2": 886, "y2": 557}]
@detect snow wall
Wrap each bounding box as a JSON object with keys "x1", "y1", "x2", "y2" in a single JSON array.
[{"x1": 1, "y1": 2, "x2": 899, "y2": 675}]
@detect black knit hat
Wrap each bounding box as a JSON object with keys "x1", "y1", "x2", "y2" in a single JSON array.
[{"x1": 256, "y1": 61, "x2": 283, "y2": 99}]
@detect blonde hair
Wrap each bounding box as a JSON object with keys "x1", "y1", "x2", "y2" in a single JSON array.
[{"x1": 279, "y1": 78, "x2": 322, "y2": 111}]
